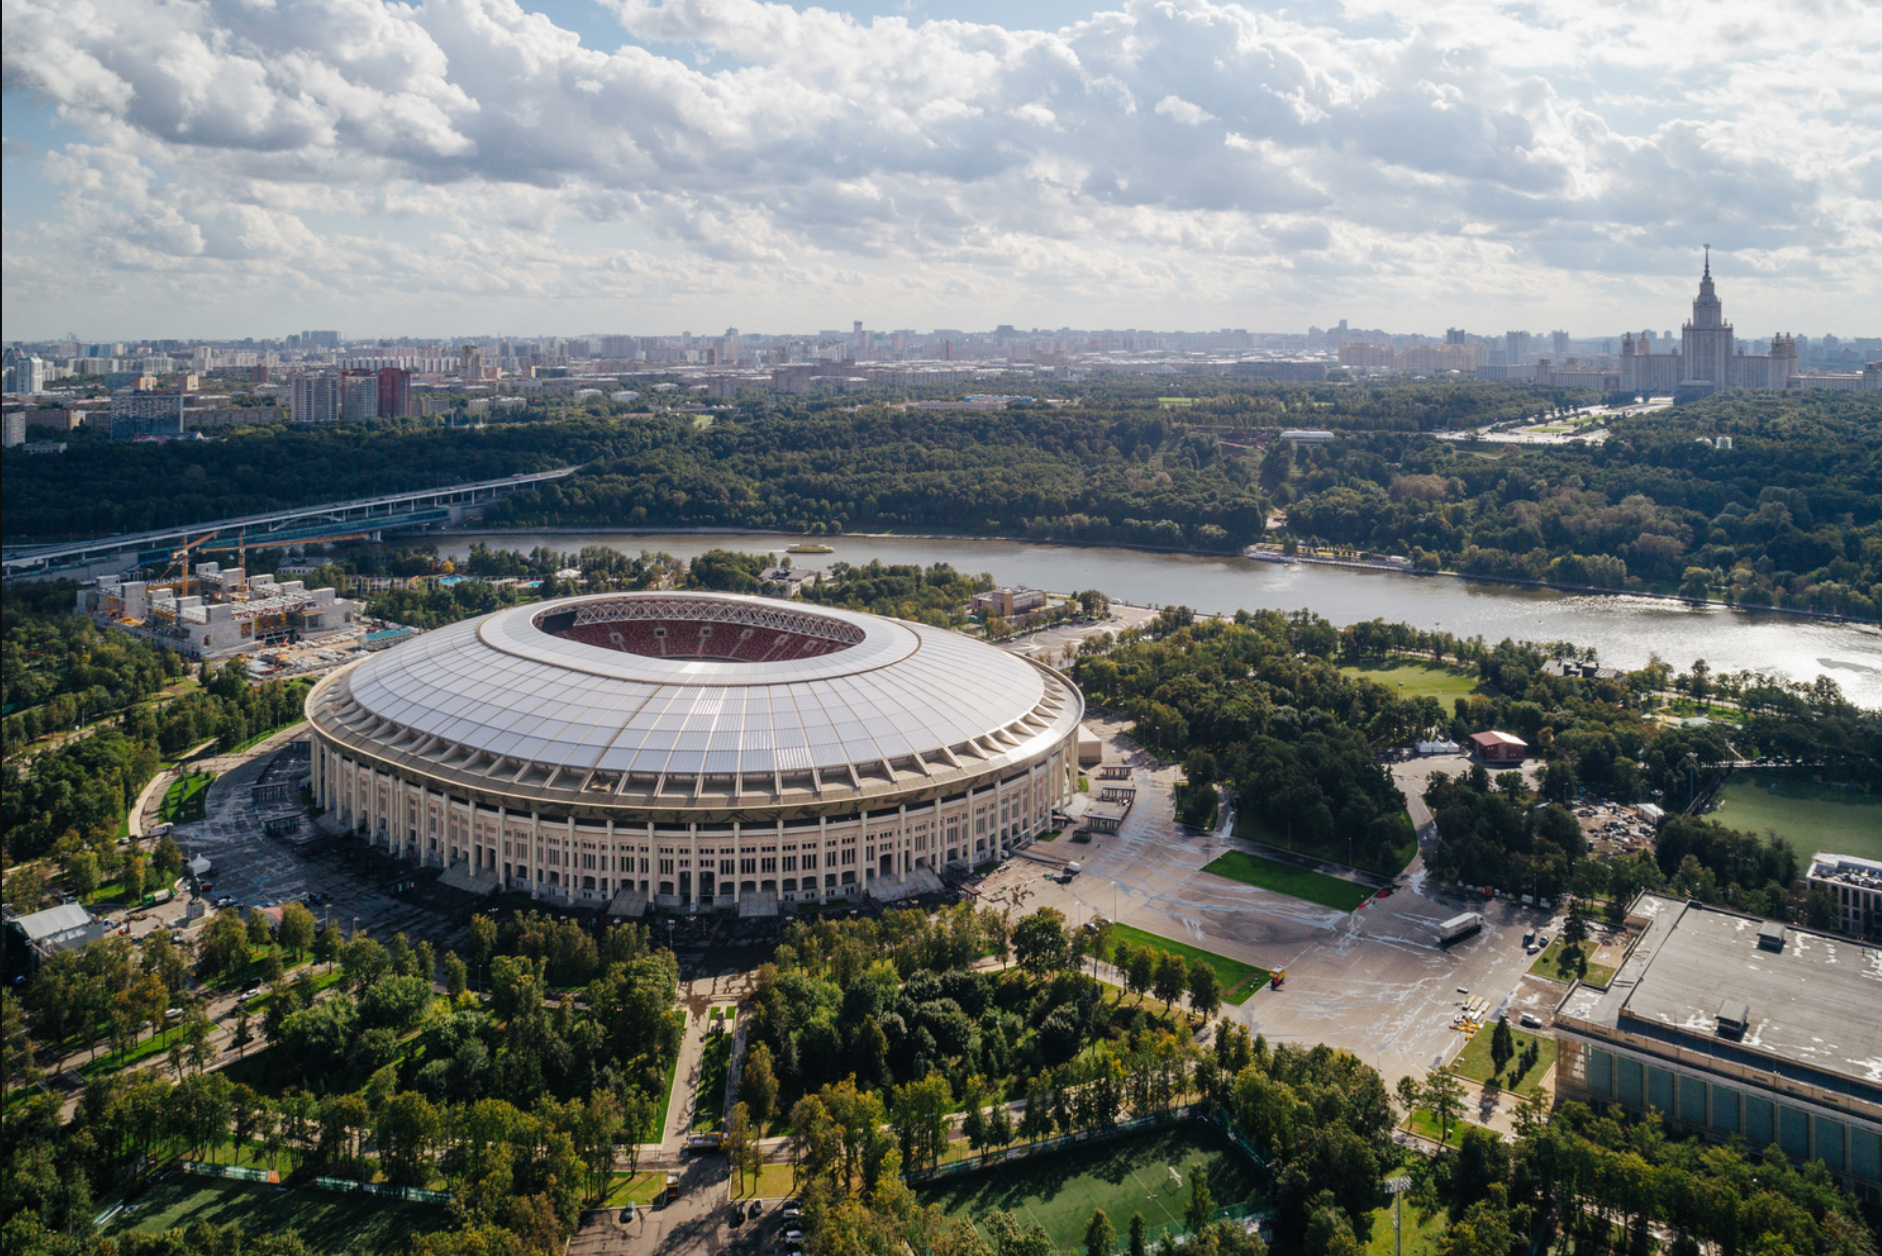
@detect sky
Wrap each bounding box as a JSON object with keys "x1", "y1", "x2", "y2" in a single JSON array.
[{"x1": 2, "y1": 0, "x2": 1878, "y2": 342}]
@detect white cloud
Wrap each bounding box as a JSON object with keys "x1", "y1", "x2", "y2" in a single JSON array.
[
  {"x1": 1154, "y1": 95, "x2": 1214, "y2": 125},
  {"x1": 1, "y1": 0, "x2": 1876, "y2": 335}
]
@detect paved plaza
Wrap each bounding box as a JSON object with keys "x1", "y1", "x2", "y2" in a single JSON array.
[{"x1": 1001, "y1": 718, "x2": 1551, "y2": 1085}]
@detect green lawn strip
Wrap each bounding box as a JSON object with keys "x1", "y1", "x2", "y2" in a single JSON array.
[
  {"x1": 1106, "y1": 922, "x2": 1269, "y2": 1005},
  {"x1": 1202, "y1": 850, "x2": 1377, "y2": 913},
  {"x1": 82, "y1": 1027, "x2": 183, "y2": 1079},
  {"x1": 917, "y1": 1121, "x2": 1262, "y2": 1253},
  {"x1": 694, "y1": 1031, "x2": 733, "y2": 1132},
  {"x1": 651, "y1": 1040, "x2": 680, "y2": 1140},
  {"x1": 228, "y1": 715, "x2": 311, "y2": 756},
  {"x1": 158, "y1": 773, "x2": 215, "y2": 824},
  {"x1": 1338, "y1": 658, "x2": 1482, "y2": 704},
  {"x1": 1449, "y1": 1024, "x2": 1557, "y2": 1098},
  {"x1": 1527, "y1": 937, "x2": 1616, "y2": 987},
  {"x1": 235, "y1": 965, "x2": 341, "y2": 1011},
  {"x1": 105, "y1": 1174, "x2": 443, "y2": 1253},
  {"x1": 1234, "y1": 813, "x2": 1416, "y2": 878},
  {"x1": 1708, "y1": 771, "x2": 1882, "y2": 863}
]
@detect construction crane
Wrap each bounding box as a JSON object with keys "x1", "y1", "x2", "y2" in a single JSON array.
[{"x1": 149, "y1": 532, "x2": 220, "y2": 600}]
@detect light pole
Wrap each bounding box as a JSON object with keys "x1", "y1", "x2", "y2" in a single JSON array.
[{"x1": 1386, "y1": 1175, "x2": 1411, "y2": 1256}]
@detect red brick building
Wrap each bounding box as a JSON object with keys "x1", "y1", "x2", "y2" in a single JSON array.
[{"x1": 1469, "y1": 730, "x2": 1528, "y2": 764}]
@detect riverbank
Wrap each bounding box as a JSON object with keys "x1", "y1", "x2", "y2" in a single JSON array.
[
  {"x1": 421, "y1": 526, "x2": 1882, "y2": 705},
  {"x1": 430, "y1": 525, "x2": 1877, "y2": 629}
]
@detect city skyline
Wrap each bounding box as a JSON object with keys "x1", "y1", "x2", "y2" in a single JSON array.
[{"x1": 4, "y1": 0, "x2": 1880, "y2": 338}]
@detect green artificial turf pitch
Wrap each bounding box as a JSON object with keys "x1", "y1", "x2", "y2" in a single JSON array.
[
  {"x1": 918, "y1": 1121, "x2": 1263, "y2": 1252},
  {"x1": 105, "y1": 1175, "x2": 442, "y2": 1253}
]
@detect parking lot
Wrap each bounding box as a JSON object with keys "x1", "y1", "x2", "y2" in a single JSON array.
[{"x1": 166, "y1": 733, "x2": 462, "y2": 950}]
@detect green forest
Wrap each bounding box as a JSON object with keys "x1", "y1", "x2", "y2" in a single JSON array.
[{"x1": 6, "y1": 385, "x2": 1876, "y2": 616}]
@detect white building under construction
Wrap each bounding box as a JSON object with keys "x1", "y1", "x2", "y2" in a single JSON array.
[{"x1": 79, "y1": 563, "x2": 359, "y2": 660}]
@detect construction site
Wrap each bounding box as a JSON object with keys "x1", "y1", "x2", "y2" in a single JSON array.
[{"x1": 78, "y1": 560, "x2": 359, "y2": 660}]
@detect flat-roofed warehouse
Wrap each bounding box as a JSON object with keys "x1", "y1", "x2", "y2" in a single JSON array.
[
  {"x1": 1553, "y1": 893, "x2": 1882, "y2": 1202},
  {"x1": 306, "y1": 592, "x2": 1083, "y2": 912}
]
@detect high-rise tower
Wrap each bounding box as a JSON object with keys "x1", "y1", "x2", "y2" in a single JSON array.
[{"x1": 1680, "y1": 245, "x2": 1735, "y2": 392}]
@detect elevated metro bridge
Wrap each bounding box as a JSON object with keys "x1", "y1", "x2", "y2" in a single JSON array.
[{"x1": 2, "y1": 467, "x2": 576, "y2": 579}]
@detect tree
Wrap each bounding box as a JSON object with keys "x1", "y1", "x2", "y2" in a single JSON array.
[
  {"x1": 983, "y1": 1093, "x2": 1013, "y2": 1155},
  {"x1": 376, "y1": 1091, "x2": 441, "y2": 1187},
  {"x1": 279, "y1": 902, "x2": 316, "y2": 958},
  {"x1": 1304, "y1": 1194, "x2": 1362, "y2": 1256},
  {"x1": 1013, "y1": 908, "x2": 1069, "y2": 978},
  {"x1": 1489, "y1": 1016, "x2": 1515, "y2": 1079},
  {"x1": 740, "y1": 1040, "x2": 780, "y2": 1129},
  {"x1": 961, "y1": 1075, "x2": 990, "y2": 1164},
  {"x1": 1185, "y1": 1166, "x2": 1216, "y2": 1236},
  {"x1": 1563, "y1": 901, "x2": 1591, "y2": 946},
  {"x1": 1153, "y1": 952, "x2": 1190, "y2": 1011},
  {"x1": 1129, "y1": 1214, "x2": 1148, "y2": 1256},
  {"x1": 1423, "y1": 1066, "x2": 1465, "y2": 1144},
  {"x1": 1395, "y1": 1075, "x2": 1422, "y2": 1118},
  {"x1": 198, "y1": 911, "x2": 251, "y2": 983},
  {"x1": 1187, "y1": 962, "x2": 1221, "y2": 1021},
  {"x1": 888, "y1": 1072, "x2": 953, "y2": 1175},
  {"x1": 247, "y1": 907, "x2": 275, "y2": 948},
  {"x1": 725, "y1": 1102, "x2": 757, "y2": 1196},
  {"x1": 1085, "y1": 1208, "x2": 1117, "y2": 1256},
  {"x1": 65, "y1": 849, "x2": 100, "y2": 900},
  {"x1": 1438, "y1": 1191, "x2": 1515, "y2": 1256},
  {"x1": 1125, "y1": 946, "x2": 1155, "y2": 1000}
]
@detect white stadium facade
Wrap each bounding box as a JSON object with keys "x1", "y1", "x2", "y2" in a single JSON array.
[{"x1": 306, "y1": 592, "x2": 1084, "y2": 910}]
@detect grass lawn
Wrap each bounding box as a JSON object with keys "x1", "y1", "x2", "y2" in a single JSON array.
[
  {"x1": 1709, "y1": 772, "x2": 1882, "y2": 863},
  {"x1": 1404, "y1": 1108, "x2": 1473, "y2": 1150},
  {"x1": 1202, "y1": 850, "x2": 1377, "y2": 913},
  {"x1": 106, "y1": 1174, "x2": 443, "y2": 1253},
  {"x1": 1527, "y1": 937, "x2": 1616, "y2": 987},
  {"x1": 917, "y1": 1122, "x2": 1263, "y2": 1252},
  {"x1": 1449, "y1": 1024, "x2": 1557, "y2": 1097},
  {"x1": 603, "y1": 1171, "x2": 669, "y2": 1206},
  {"x1": 1106, "y1": 923, "x2": 1269, "y2": 1005},
  {"x1": 1234, "y1": 812, "x2": 1417, "y2": 878},
  {"x1": 158, "y1": 773, "x2": 215, "y2": 824},
  {"x1": 694, "y1": 1030, "x2": 733, "y2": 1131},
  {"x1": 733, "y1": 1162, "x2": 796, "y2": 1200},
  {"x1": 1339, "y1": 659, "x2": 1481, "y2": 705}
]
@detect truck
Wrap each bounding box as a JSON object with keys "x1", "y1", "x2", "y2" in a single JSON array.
[{"x1": 1438, "y1": 912, "x2": 1485, "y2": 945}]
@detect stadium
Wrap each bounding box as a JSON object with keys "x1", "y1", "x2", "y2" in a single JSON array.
[{"x1": 305, "y1": 592, "x2": 1084, "y2": 910}]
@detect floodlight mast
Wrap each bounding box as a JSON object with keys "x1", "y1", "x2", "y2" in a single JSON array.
[{"x1": 1386, "y1": 1175, "x2": 1412, "y2": 1256}]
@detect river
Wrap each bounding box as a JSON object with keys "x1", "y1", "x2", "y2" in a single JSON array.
[{"x1": 434, "y1": 530, "x2": 1882, "y2": 708}]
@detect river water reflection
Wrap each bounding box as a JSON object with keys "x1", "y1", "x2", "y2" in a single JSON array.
[{"x1": 437, "y1": 531, "x2": 1882, "y2": 709}]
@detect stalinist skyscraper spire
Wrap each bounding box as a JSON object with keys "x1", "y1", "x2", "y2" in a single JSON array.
[{"x1": 1681, "y1": 243, "x2": 1734, "y2": 390}]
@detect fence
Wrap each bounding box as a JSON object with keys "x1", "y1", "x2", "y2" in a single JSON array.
[
  {"x1": 314, "y1": 1176, "x2": 454, "y2": 1205},
  {"x1": 183, "y1": 1161, "x2": 280, "y2": 1184},
  {"x1": 1122, "y1": 1199, "x2": 1269, "y2": 1256},
  {"x1": 916, "y1": 1105, "x2": 1200, "y2": 1182}
]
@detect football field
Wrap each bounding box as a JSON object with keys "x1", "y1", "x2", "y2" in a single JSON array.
[{"x1": 918, "y1": 1121, "x2": 1262, "y2": 1251}]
